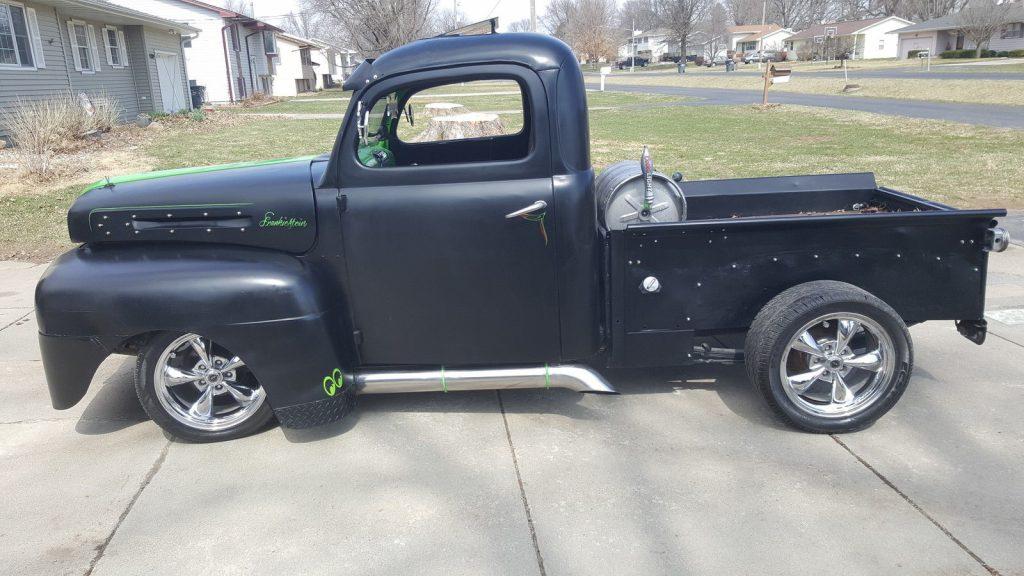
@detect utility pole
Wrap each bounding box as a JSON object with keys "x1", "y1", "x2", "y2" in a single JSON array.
[
  {"x1": 631, "y1": 18, "x2": 636, "y2": 73},
  {"x1": 530, "y1": 0, "x2": 536, "y2": 32},
  {"x1": 757, "y1": 0, "x2": 767, "y2": 71}
]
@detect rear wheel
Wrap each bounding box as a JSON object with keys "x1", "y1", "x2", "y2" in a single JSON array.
[
  {"x1": 135, "y1": 332, "x2": 274, "y2": 442},
  {"x1": 744, "y1": 281, "x2": 913, "y2": 433}
]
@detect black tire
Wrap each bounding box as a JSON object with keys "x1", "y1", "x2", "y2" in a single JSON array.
[
  {"x1": 135, "y1": 332, "x2": 275, "y2": 443},
  {"x1": 744, "y1": 281, "x2": 913, "y2": 433}
]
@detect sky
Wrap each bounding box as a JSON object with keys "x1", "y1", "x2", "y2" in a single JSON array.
[{"x1": 248, "y1": 0, "x2": 554, "y2": 32}]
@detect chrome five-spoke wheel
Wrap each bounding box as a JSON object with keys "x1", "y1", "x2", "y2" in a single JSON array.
[
  {"x1": 780, "y1": 313, "x2": 895, "y2": 418},
  {"x1": 745, "y1": 281, "x2": 913, "y2": 433},
  {"x1": 136, "y1": 332, "x2": 274, "y2": 441}
]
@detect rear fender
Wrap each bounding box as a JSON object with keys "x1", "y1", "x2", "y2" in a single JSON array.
[{"x1": 35, "y1": 245, "x2": 356, "y2": 411}]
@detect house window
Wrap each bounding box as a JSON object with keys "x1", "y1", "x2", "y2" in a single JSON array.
[
  {"x1": 262, "y1": 31, "x2": 277, "y2": 54},
  {"x1": 68, "y1": 20, "x2": 97, "y2": 72},
  {"x1": 1002, "y1": 23, "x2": 1024, "y2": 39},
  {"x1": 878, "y1": 38, "x2": 885, "y2": 50},
  {"x1": 0, "y1": 1, "x2": 35, "y2": 68},
  {"x1": 103, "y1": 26, "x2": 128, "y2": 68},
  {"x1": 300, "y1": 47, "x2": 311, "y2": 65}
]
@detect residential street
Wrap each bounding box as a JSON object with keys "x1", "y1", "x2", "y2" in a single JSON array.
[
  {"x1": 2, "y1": 240, "x2": 1022, "y2": 575},
  {"x1": 595, "y1": 68, "x2": 1024, "y2": 80},
  {"x1": 587, "y1": 83, "x2": 1024, "y2": 128}
]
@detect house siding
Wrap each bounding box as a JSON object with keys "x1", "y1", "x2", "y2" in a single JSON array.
[
  {"x1": 58, "y1": 12, "x2": 142, "y2": 121},
  {"x1": 106, "y1": 0, "x2": 249, "y2": 103},
  {"x1": 143, "y1": 26, "x2": 190, "y2": 113},
  {"x1": 125, "y1": 26, "x2": 154, "y2": 114},
  {"x1": 0, "y1": 2, "x2": 72, "y2": 139},
  {"x1": 1, "y1": 0, "x2": 192, "y2": 141}
]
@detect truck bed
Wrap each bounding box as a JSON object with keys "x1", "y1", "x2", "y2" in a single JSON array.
[{"x1": 608, "y1": 172, "x2": 1006, "y2": 367}]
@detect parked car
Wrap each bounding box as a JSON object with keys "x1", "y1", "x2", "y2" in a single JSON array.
[
  {"x1": 616, "y1": 56, "x2": 649, "y2": 69},
  {"x1": 705, "y1": 54, "x2": 730, "y2": 66},
  {"x1": 744, "y1": 50, "x2": 785, "y2": 63},
  {"x1": 36, "y1": 34, "x2": 1010, "y2": 442}
]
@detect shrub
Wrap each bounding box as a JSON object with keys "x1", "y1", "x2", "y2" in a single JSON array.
[
  {"x1": 940, "y1": 49, "x2": 997, "y2": 58},
  {"x1": 1009, "y1": 49, "x2": 1024, "y2": 57},
  {"x1": 88, "y1": 91, "x2": 125, "y2": 133},
  {"x1": 188, "y1": 109, "x2": 206, "y2": 122},
  {"x1": 0, "y1": 91, "x2": 124, "y2": 176},
  {"x1": 996, "y1": 51, "x2": 1009, "y2": 57}
]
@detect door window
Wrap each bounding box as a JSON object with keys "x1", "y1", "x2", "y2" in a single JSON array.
[{"x1": 356, "y1": 78, "x2": 529, "y2": 168}]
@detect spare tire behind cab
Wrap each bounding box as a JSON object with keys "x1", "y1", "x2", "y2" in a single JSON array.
[{"x1": 596, "y1": 160, "x2": 687, "y2": 231}]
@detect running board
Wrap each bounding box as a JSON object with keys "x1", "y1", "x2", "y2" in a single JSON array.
[{"x1": 354, "y1": 365, "x2": 617, "y2": 395}]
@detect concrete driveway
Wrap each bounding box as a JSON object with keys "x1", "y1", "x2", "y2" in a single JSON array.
[{"x1": 2, "y1": 246, "x2": 1023, "y2": 576}]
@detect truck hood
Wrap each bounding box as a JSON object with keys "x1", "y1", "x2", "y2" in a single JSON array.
[{"x1": 69, "y1": 155, "x2": 324, "y2": 254}]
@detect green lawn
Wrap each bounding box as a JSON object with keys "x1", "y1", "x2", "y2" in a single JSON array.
[{"x1": 3, "y1": 92, "x2": 1022, "y2": 261}]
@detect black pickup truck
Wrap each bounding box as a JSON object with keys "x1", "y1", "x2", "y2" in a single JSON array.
[{"x1": 36, "y1": 34, "x2": 1010, "y2": 442}]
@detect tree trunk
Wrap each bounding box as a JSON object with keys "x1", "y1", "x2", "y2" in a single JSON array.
[
  {"x1": 412, "y1": 113, "x2": 506, "y2": 142},
  {"x1": 975, "y1": 44, "x2": 983, "y2": 58},
  {"x1": 422, "y1": 102, "x2": 467, "y2": 117}
]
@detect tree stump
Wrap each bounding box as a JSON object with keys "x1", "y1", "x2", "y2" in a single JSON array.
[
  {"x1": 422, "y1": 102, "x2": 467, "y2": 117},
  {"x1": 412, "y1": 113, "x2": 506, "y2": 142}
]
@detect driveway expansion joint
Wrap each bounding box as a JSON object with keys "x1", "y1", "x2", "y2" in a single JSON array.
[
  {"x1": 831, "y1": 434, "x2": 1001, "y2": 576},
  {"x1": 988, "y1": 331, "x2": 1024, "y2": 349},
  {"x1": 497, "y1": 391, "x2": 547, "y2": 576},
  {"x1": 83, "y1": 440, "x2": 171, "y2": 576}
]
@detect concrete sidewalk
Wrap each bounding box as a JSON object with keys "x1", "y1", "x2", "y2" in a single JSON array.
[{"x1": 2, "y1": 247, "x2": 1023, "y2": 575}]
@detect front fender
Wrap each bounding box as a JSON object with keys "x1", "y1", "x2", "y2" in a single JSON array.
[{"x1": 36, "y1": 245, "x2": 356, "y2": 413}]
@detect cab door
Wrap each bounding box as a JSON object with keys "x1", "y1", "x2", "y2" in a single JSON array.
[{"x1": 336, "y1": 67, "x2": 560, "y2": 366}]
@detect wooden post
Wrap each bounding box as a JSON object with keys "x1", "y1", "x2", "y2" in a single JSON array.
[{"x1": 762, "y1": 65, "x2": 771, "y2": 105}]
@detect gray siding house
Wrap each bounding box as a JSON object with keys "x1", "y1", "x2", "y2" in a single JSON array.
[
  {"x1": 0, "y1": 0, "x2": 198, "y2": 142},
  {"x1": 895, "y1": 6, "x2": 1024, "y2": 57}
]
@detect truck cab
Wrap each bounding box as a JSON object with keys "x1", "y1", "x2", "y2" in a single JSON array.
[{"x1": 35, "y1": 33, "x2": 1009, "y2": 442}]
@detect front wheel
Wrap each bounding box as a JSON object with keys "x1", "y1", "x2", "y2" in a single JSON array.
[
  {"x1": 744, "y1": 281, "x2": 914, "y2": 433},
  {"x1": 135, "y1": 332, "x2": 274, "y2": 442}
]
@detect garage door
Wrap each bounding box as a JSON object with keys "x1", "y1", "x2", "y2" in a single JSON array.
[
  {"x1": 154, "y1": 51, "x2": 188, "y2": 113},
  {"x1": 900, "y1": 37, "x2": 932, "y2": 58}
]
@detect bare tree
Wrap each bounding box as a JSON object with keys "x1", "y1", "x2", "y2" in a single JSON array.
[
  {"x1": 541, "y1": 0, "x2": 620, "y2": 62},
  {"x1": 619, "y1": 0, "x2": 660, "y2": 30},
  {"x1": 769, "y1": 0, "x2": 811, "y2": 28},
  {"x1": 284, "y1": 10, "x2": 319, "y2": 38},
  {"x1": 432, "y1": 7, "x2": 466, "y2": 34},
  {"x1": 307, "y1": 0, "x2": 439, "y2": 58},
  {"x1": 219, "y1": 0, "x2": 253, "y2": 16},
  {"x1": 957, "y1": 0, "x2": 1013, "y2": 57},
  {"x1": 658, "y1": 0, "x2": 713, "y2": 61},
  {"x1": 900, "y1": 0, "x2": 965, "y2": 21},
  {"x1": 506, "y1": 18, "x2": 533, "y2": 32},
  {"x1": 697, "y1": 1, "x2": 730, "y2": 57},
  {"x1": 725, "y1": 0, "x2": 762, "y2": 24}
]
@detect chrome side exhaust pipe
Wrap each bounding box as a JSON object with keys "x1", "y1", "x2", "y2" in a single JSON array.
[{"x1": 354, "y1": 365, "x2": 616, "y2": 395}]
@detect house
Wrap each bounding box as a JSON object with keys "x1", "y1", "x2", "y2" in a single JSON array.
[
  {"x1": 272, "y1": 32, "x2": 324, "y2": 97},
  {"x1": 727, "y1": 24, "x2": 795, "y2": 54},
  {"x1": 106, "y1": 0, "x2": 283, "y2": 103},
  {"x1": 786, "y1": 16, "x2": 914, "y2": 59},
  {"x1": 895, "y1": 6, "x2": 1024, "y2": 58},
  {"x1": 618, "y1": 29, "x2": 682, "y2": 62},
  {"x1": 0, "y1": 0, "x2": 197, "y2": 142},
  {"x1": 315, "y1": 41, "x2": 358, "y2": 86}
]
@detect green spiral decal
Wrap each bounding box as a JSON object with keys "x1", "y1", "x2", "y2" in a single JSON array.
[{"x1": 322, "y1": 368, "x2": 345, "y2": 397}]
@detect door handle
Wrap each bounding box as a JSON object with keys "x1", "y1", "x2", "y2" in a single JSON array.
[{"x1": 505, "y1": 200, "x2": 547, "y2": 219}]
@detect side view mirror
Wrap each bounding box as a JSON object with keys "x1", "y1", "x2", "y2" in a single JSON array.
[{"x1": 406, "y1": 104, "x2": 414, "y2": 127}]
